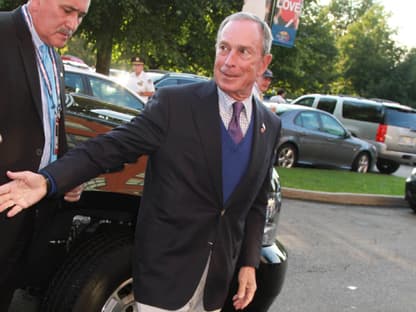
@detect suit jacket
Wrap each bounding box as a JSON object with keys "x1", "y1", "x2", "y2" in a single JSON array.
[
  {"x1": 0, "y1": 7, "x2": 67, "y2": 185},
  {"x1": 44, "y1": 80, "x2": 282, "y2": 310},
  {"x1": 0, "y1": 7, "x2": 68, "y2": 285}
]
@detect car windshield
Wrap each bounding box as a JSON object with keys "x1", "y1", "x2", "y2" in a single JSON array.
[{"x1": 384, "y1": 107, "x2": 416, "y2": 128}]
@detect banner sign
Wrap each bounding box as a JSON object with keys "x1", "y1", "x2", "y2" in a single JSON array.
[
  {"x1": 271, "y1": 0, "x2": 304, "y2": 48},
  {"x1": 242, "y1": 0, "x2": 304, "y2": 48}
]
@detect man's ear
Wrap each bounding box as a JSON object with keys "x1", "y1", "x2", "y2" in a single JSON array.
[{"x1": 260, "y1": 53, "x2": 273, "y2": 77}]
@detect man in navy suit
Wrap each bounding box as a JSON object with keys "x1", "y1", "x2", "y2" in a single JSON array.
[
  {"x1": 0, "y1": 11, "x2": 281, "y2": 312},
  {"x1": 0, "y1": 0, "x2": 89, "y2": 309}
]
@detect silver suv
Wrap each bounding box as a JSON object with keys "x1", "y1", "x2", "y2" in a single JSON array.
[{"x1": 292, "y1": 94, "x2": 416, "y2": 174}]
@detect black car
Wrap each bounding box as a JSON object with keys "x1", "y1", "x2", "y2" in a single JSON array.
[
  {"x1": 405, "y1": 167, "x2": 416, "y2": 212},
  {"x1": 18, "y1": 76, "x2": 287, "y2": 311}
]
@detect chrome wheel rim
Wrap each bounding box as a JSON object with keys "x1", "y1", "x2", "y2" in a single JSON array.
[
  {"x1": 101, "y1": 278, "x2": 137, "y2": 312},
  {"x1": 357, "y1": 154, "x2": 369, "y2": 173},
  {"x1": 278, "y1": 147, "x2": 295, "y2": 168}
]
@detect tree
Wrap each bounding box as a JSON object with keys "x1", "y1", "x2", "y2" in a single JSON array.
[
  {"x1": 77, "y1": 0, "x2": 240, "y2": 75},
  {"x1": 335, "y1": 4, "x2": 404, "y2": 97}
]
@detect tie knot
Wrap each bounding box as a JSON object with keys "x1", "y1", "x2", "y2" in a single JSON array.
[{"x1": 233, "y1": 102, "x2": 244, "y2": 117}]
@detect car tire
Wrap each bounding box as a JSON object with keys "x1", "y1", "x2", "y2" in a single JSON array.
[
  {"x1": 276, "y1": 143, "x2": 297, "y2": 168},
  {"x1": 352, "y1": 152, "x2": 370, "y2": 173},
  {"x1": 41, "y1": 229, "x2": 135, "y2": 312},
  {"x1": 376, "y1": 158, "x2": 400, "y2": 174}
]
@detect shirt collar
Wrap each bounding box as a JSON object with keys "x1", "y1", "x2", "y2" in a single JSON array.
[{"x1": 217, "y1": 87, "x2": 253, "y2": 117}]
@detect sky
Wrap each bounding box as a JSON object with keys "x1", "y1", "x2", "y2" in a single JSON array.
[{"x1": 319, "y1": 0, "x2": 415, "y2": 48}]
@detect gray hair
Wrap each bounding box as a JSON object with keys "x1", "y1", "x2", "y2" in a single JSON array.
[{"x1": 216, "y1": 11, "x2": 273, "y2": 55}]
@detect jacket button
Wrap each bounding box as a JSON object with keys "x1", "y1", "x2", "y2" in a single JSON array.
[
  {"x1": 0, "y1": 133, "x2": 2, "y2": 143},
  {"x1": 208, "y1": 241, "x2": 214, "y2": 247},
  {"x1": 221, "y1": 209, "x2": 225, "y2": 216},
  {"x1": 36, "y1": 148, "x2": 42, "y2": 156}
]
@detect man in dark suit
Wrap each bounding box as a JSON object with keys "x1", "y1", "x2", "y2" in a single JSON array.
[
  {"x1": 0, "y1": 0, "x2": 90, "y2": 309},
  {"x1": 0, "y1": 11, "x2": 281, "y2": 312}
]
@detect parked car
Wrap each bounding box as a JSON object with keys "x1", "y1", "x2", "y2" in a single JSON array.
[
  {"x1": 405, "y1": 167, "x2": 416, "y2": 212},
  {"x1": 153, "y1": 72, "x2": 209, "y2": 89},
  {"x1": 292, "y1": 94, "x2": 416, "y2": 174},
  {"x1": 21, "y1": 83, "x2": 287, "y2": 311},
  {"x1": 273, "y1": 103, "x2": 377, "y2": 172},
  {"x1": 64, "y1": 63, "x2": 145, "y2": 111}
]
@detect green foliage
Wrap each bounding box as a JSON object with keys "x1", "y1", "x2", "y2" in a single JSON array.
[
  {"x1": 1, "y1": 0, "x2": 414, "y2": 105},
  {"x1": 336, "y1": 4, "x2": 404, "y2": 97}
]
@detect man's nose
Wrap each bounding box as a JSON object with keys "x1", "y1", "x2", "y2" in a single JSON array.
[{"x1": 224, "y1": 49, "x2": 238, "y2": 66}]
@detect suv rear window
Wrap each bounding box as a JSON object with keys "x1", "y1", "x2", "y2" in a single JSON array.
[
  {"x1": 384, "y1": 107, "x2": 416, "y2": 128},
  {"x1": 342, "y1": 100, "x2": 383, "y2": 123}
]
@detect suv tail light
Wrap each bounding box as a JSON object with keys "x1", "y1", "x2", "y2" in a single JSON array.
[{"x1": 376, "y1": 124, "x2": 387, "y2": 142}]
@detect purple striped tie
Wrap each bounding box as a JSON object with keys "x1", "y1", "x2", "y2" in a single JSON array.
[{"x1": 228, "y1": 102, "x2": 244, "y2": 144}]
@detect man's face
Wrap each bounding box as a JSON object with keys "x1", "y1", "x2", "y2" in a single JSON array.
[
  {"x1": 30, "y1": 0, "x2": 90, "y2": 48},
  {"x1": 214, "y1": 19, "x2": 272, "y2": 101},
  {"x1": 257, "y1": 75, "x2": 272, "y2": 93},
  {"x1": 133, "y1": 63, "x2": 144, "y2": 75}
]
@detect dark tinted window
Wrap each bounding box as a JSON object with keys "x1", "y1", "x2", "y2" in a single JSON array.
[
  {"x1": 384, "y1": 107, "x2": 416, "y2": 128},
  {"x1": 294, "y1": 97, "x2": 314, "y2": 107},
  {"x1": 342, "y1": 100, "x2": 383, "y2": 123},
  {"x1": 317, "y1": 98, "x2": 336, "y2": 113}
]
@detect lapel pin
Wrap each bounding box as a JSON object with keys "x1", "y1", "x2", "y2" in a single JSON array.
[{"x1": 261, "y1": 123, "x2": 266, "y2": 133}]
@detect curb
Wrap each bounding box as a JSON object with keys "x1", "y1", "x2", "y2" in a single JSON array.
[{"x1": 282, "y1": 187, "x2": 409, "y2": 207}]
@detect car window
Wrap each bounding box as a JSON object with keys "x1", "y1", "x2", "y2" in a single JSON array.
[
  {"x1": 342, "y1": 100, "x2": 383, "y2": 123},
  {"x1": 87, "y1": 76, "x2": 144, "y2": 111},
  {"x1": 156, "y1": 78, "x2": 179, "y2": 88},
  {"x1": 295, "y1": 111, "x2": 320, "y2": 130},
  {"x1": 320, "y1": 113, "x2": 346, "y2": 136},
  {"x1": 317, "y1": 98, "x2": 336, "y2": 113},
  {"x1": 384, "y1": 107, "x2": 416, "y2": 128},
  {"x1": 65, "y1": 72, "x2": 85, "y2": 94},
  {"x1": 293, "y1": 97, "x2": 315, "y2": 107}
]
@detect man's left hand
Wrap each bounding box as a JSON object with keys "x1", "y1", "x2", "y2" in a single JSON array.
[{"x1": 232, "y1": 266, "x2": 257, "y2": 310}]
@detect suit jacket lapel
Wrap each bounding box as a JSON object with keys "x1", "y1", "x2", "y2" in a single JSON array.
[
  {"x1": 191, "y1": 81, "x2": 224, "y2": 206},
  {"x1": 13, "y1": 7, "x2": 43, "y2": 122}
]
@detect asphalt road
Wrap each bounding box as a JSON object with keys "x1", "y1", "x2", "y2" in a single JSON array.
[{"x1": 268, "y1": 198, "x2": 416, "y2": 312}]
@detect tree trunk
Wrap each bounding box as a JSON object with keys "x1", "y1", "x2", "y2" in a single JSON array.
[{"x1": 95, "y1": 36, "x2": 113, "y2": 75}]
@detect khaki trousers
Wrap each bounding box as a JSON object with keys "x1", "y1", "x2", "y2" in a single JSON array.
[{"x1": 137, "y1": 255, "x2": 221, "y2": 312}]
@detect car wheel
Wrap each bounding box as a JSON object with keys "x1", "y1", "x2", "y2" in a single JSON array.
[
  {"x1": 376, "y1": 158, "x2": 400, "y2": 174},
  {"x1": 277, "y1": 144, "x2": 297, "y2": 168},
  {"x1": 41, "y1": 229, "x2": 135, "y2": 312},
  {"x1": 352, "y1": 152, "x2": 370, "y2": 173}
]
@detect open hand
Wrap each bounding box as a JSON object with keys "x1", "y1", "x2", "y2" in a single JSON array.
[{"x1": 0, "y1": 171, "x2": 47, "y2": 217}]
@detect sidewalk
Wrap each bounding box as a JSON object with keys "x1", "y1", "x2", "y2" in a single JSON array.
[{"x1": 282, "y1": 187, "x2": 409, "y2": 207}]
